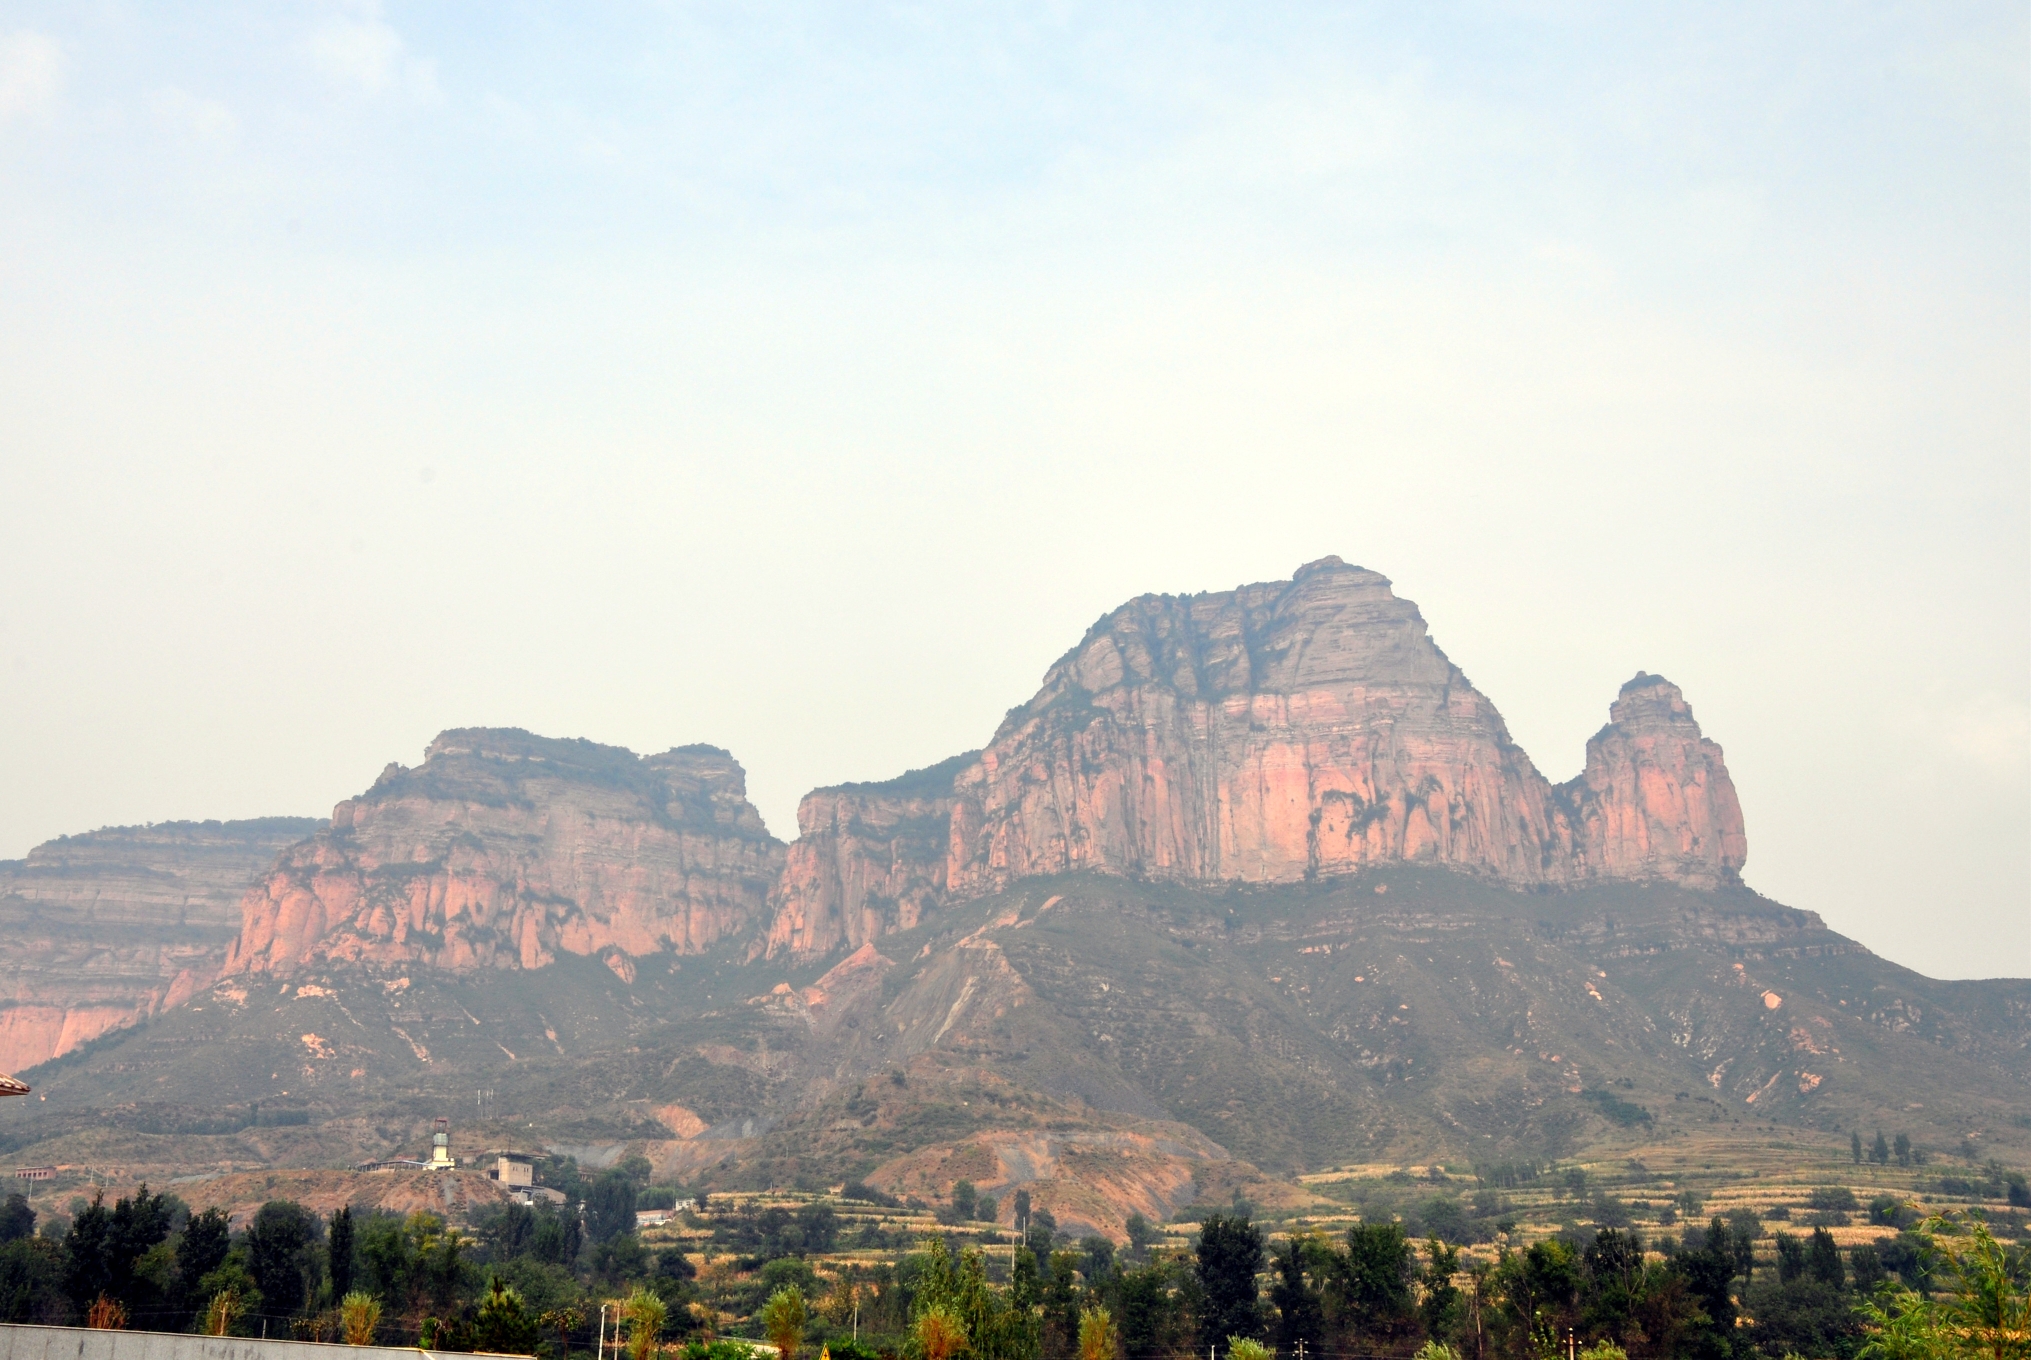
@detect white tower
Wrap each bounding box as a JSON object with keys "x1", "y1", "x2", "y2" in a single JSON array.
[{"x1": 428, "y1": 1116, "x2": 454, "y2": 1170}]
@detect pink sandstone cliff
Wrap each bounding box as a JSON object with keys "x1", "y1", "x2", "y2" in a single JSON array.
[
  {"x1": 0, "y1": 818, "x2": 322, "y2": 1071},
  {"x1": 946, "y1": 557, "x2": 1577, "y2": 893},
  {"x1": 224, "y1": 730, "x2": 784, "y2": 977},
  {"x1": 769, "y1": 559, "x2": 1749, "y2": 957},
  {"x1": 759, "y1": 754, "x2": 971, "y2": 960},
  {"x1": 1557, "y1": 672, "x2": 1748, "y2": 889}
]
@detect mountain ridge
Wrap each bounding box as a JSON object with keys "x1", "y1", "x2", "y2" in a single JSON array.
[{"x1": 1, "y1": 557, "x2": 2022, "y2": 1234}]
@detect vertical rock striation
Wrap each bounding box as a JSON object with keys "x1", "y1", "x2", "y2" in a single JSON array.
[
  {"x1": 224, "y1": 730, "x2": 783, "y2": 977},
  {"x1": 761, "y1": 755, "x2": 970, "y2": 960},
  {"x1": 0, "y1": 818, "x2": 323, "y2": 1070},
  {"x1": 945, "y1": 557, "x2": 1573, "y2": 893},
  {"x1": 767, "y1": 558, "x2": 1752, "y2": 957},
  {"x1": 1558, "y1": 673, "x2": 1747, "y2": 888}
]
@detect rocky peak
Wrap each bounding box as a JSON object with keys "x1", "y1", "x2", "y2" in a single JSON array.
[
  {"x1": 769, "y1": 562, "x2": 1756, "y2": 957},
  {"x1": 1043, "y1": 557, "x2": 1458, "y2": 706},
  {"x1": 945, "y1": 561, "x2": 1564, "y2": 896},
  {"x1": 228, "y1": 729, "x2": 784, "y2": 977},
  {"x1": 1557, "y1": 673, "x2": 1748, "y2": 888}
]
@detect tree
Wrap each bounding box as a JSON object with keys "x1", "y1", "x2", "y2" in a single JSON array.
[
  {"x1": 1852, "y1": 1132, "x2": 1864, "y2": 1165},
  {"x1": 0, "y1": 1235, "x2": 67, "y2": 1324},
  {"x1": 1578, "y1": 1228, "x2": 1646, "y2": 1347},
  {"x1": 1774, "y1": 1233, "x2": 1806, "y2": 1285},
  {"x1": 914, "y1": 1304, "x2": 966, "y2": 1360},
  {"x1": 1338, "y1": 1221, "x2": 1418, "y2": 1342},
  {"x1": 1079, "y1": 1237, "x2": 1116, "y2": 1283},
  {"x1": 65, "y1": 1186, "x2": 174, "y2": 1320},
  {"x1": 612, "y1": 1288, "x2": 661, "y2": 1360},
  {"x1": 539, "y1": 1305, "x2": 584, "y2": 1360},
  {"x1": 246, "y1": 1199, "x2": 320, "y2": 1321},
  {"x1": 1044, "y1": 1250, "x2": 1082, "y2": 1360},
  {"x1": 1026, "y1": 1210, "x2": 1059, "y2": 1262},
  {"x1": 340, "y1": 1291, "x2": 382, "y2": 1345},
  {"x1": 1123, "y1": 1214, "x2": 1155, "y2": 1264},
  {"x1": 1671, "y1": 1220, "x2": 1736, "y2": 1360},
  {"x1": 1872, "y1": 1131, "x2": 1891, "y2": 1165},
  {"x1": 762, "y1": 1285, "x2": 807, "y2": 1360},
  {"x1": 203, "y1": 1286, "x2": 246, "y2": 1337},
  {"x1": 1270, "y1": 1235, "x2": 1323, "y2": 1358},
  {"x1": 1106, "y1": 1260, "x2": 1192, "y2": 1360},
  {"x1": 1420, "y1": 1238, "x2": 1462, "y2": 1342},
  {"x1": 587, "y1": 1172, "x2": 638, "y2": 1245},
  {"x1": 1860, "y1": 1214, "x2": 2029, "y2": 1360},
  {"x1": 1196, "y1": 1213, "x2": 1267, "y2": 1351},
  {"x1": 1893, "y1": 1134, "x2": 1912, "y2": 1168},
  {"x1": 179, "y1": 1208, "x2": 231, "y2": 1291},
  {"x1": 63, "y1": 1194, "x2": 114, "y2": 1312},
  {"x1": 475, "y1": 1276, "x2": 540, "y2": 1355},
  {"x1": 0, "y1": 1196, "x2": 33, "y2": 1244},
  {"x1": 915, "y1": 1235, "x2": 1039, "y2": 1360},
  {"x1": 531, "y1": 1206, "x2": 580, "y2": 1266},
  {"x1": 952, "y1": 1183, "x2": 978, "y2": 1221},
  {"x1": 1806, "y1": 1228, "x2": 1845, "y2": 1289},
  {"x1": 1491, "y1": 1238, "x2": 1578, "y2": 1360},
  {"x1": 1079, "y1": 1307, "x2": 1120, "y2": 1360},
  {"x1": 328, "y1": 1207, "x2": 356, "y2": 1301},
  {"x1": 1228, "y1": 1340, "x2": 1271, "y2": 1360}
]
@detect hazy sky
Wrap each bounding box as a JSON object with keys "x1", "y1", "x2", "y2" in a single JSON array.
[{"x1": 2, "y1": 3, "x2": 2025, "y2": 979}]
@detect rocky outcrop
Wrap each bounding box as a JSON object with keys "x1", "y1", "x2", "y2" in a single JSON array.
[
  {"x1": 761, "y1": 755, "x2": 971, "y2": 959},
  {"x1": 0, "y1": 818, "x2": 322, "y2": 1071},
  {"x1": 1558, "y1": 673, "x2": 1747, "y2": 888},
  {"x1": 224, "y1": 730, "x2": 783, "y2": 977},
  {"x1": 766, "y1": 559, "x2": 1751, "y2": 957},
  {"x1": 946, "y1": 558, "x2": 1576, "y2": 895}
]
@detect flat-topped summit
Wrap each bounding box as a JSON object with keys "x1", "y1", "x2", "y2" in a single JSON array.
[{"x1": 226, "y1": 729, "x2": 785, "y2": 977}]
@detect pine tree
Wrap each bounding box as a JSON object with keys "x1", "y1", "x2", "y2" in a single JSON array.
[
  {"x1": 1806, "y1": 1228, "x2": 1845, "y2": 1289},
  {"x1": 1195, "y1": 1213, "x2": 1268, "y2": 1350},
  {"x1": 327, "y1": 1206, "x2": 354, "y2": 1301},
  {"x1": 1852, "y1": 1131, "x2": 1863, "y2": 1164}
]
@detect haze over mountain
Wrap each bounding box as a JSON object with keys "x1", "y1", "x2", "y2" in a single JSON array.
[{"x1": 2, "y1": 560, "x2": 2022, "y2": 1234}]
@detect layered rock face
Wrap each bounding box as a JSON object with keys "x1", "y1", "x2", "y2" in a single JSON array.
[
  {"x1": 948, "y1": 557, "x2": 1575, "y2": 894},
  {"x1": 225, "y1": 730, "x2": 784, "y2": 977},
  {"x1": 0, "y1": 818, "x2": 322, "y2": 1071},
  {"x1": 761, "y1": 754, "x2": 972, "y2": 960},
  {"x1": 768, "y1": 558, "x2": 1751, "y2": 956},
  {"x1": 1559, "y1": 673, "x2": 1747, "y2": 889}
]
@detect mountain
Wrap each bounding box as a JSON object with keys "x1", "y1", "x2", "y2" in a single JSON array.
[
  {"x1": 0, "y1": 818, "x2": 322, "y2": 1073},
  {"x1": 223, "y1": 729, "x2": 784, "y2": 977},
  {"x1": 2, "y1": 559, "x2": 2024, "y2": 1238},
  {"x1": 767, "y1": 559, "x2": 1746, "y2": 959}
]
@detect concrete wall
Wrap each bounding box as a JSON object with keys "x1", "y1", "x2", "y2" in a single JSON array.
[{"x1": 0, "y1": 1324, "x2": 456, "y2": 1360}]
